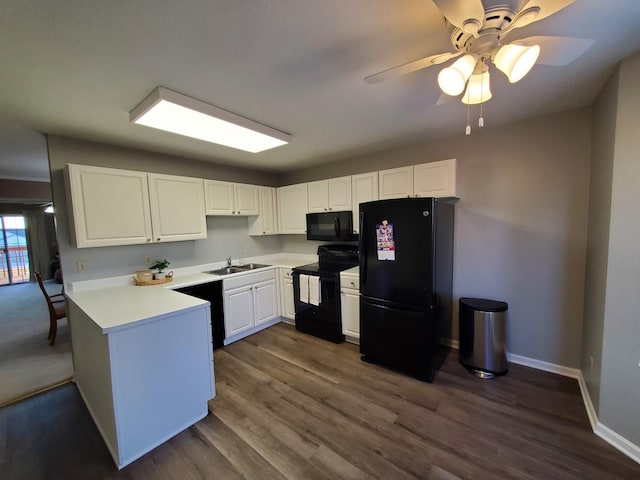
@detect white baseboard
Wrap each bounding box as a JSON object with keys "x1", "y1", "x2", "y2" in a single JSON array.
[
  {"x1": 595, "y1": 422, "x2": 640, "y2": 464},
  {"x1": 501, "y1": 351, "x2": 640, "y2": 465}
]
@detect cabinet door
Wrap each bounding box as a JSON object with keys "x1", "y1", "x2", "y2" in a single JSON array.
[
  {"x1": 283, "y1": 278, "x2": 295, "y2": 320},
  {"x1": 277, "y1": 184, "x2": 309, "y2": 234},
  {"x1": 248, "y1": 186, "x2": 277, "y2": 236},
  {"x1": 204, "y1": 180, "x2": 235, "y2": 215},
  {"x1": 148, "y1": 174, "x2": 207, "y2": 242},
  {"x1": 328, "y1": 176, "x2": 352, "y2": 211},
  {"x1": 413, "y1": 159, "x2": 457, "y2": 198},
  {"x1": 65, "y1": 164, "x2": 153, "y2": 248},
  {"x1": 351, "y1": 171, "x2": 378, "y2": 234},
  {"x1": 234, "y1": 183, "x2": 260, "y2": 215},
  {"x1": 253, "y1": 279, "x2": 278, "y2": 325},
  {"x1": 224, "y1": 285, "x2": 254, "y2": 337},
  {"x1": 307, "y1": 180, "x2": 329, "y2": 212},
  {"x1": 340, "y1": 291, "x2": 360, "y2": 339},
  {"x1": 379, "y1": 166, "x2": 414, "y2": 199}
]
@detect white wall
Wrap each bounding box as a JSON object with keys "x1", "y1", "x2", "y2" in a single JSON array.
[
  {"x1": 282, "y1": 108, "x2": 592, "y2": 368},
  {"x1": 47, "y1": 136, "x2": 282, "y2": 285}
]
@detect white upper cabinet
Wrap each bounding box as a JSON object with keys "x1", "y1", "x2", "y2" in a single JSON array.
[
  {"x1": 351, "y1": 171, "x2": 379, "y2": 234},
  {"x1": 66, "y1": 165, "x2": 207, "y2": 248},
  {"x1": 413, "y1": 159, "x2": 457, "y2": 198},
  {"x1": 307, "y1": 179, "x2": 329, "y2": 213},
  {"x1": 204, "y1": 180, "x2": 234, "y2": 215},
  {"x1": 66, "y1": 164, "x2": 154, "y2": 248},
  {"x1": 147, "y1": 173, "x2": 207, "y2": 243},
  {"x1": 379, "y1": 166, "x2": 414, "y2": 199},
  {"x1": 234, "y1": 183, "x2": 260, "y2": 215},
  {"x1": 248, "y1": 186, "x2": 278, "y2": 236},
  {"x1": 277, "y1": 183, "x2": 309, "y2": 234},
  {"x1": 307, "y1": 176, "x2": 352, "y2": 212},
  {"x1": 204, "y1": 180, "x2": 259, "y2": 216},
  {"x1": 379, "y1": 159, "x2": 458, "y2": 199},
  {"x1": 329, "y1": 176, "x2": 352, "y2": 211}
]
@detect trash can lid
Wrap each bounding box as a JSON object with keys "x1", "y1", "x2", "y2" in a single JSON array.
[{"x1": 459, "y1": 297, "x2": 508, "y2": 312}]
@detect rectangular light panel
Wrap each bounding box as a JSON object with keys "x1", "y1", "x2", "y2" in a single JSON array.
[{"x1": 129, "y1": 87, "x2": 290, "y2": 153}]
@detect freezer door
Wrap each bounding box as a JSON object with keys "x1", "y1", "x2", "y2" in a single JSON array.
[
  {"x1": 360, "y1": 296, "x2": 437, "y2": 381},
  {"x1": 359, "y1": 198, "x2": 435, "y2": 306}
]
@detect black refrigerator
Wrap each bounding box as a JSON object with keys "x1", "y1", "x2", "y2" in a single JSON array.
[{"x1": 359, "y1": 197, "x2": 455, "y2": 382}]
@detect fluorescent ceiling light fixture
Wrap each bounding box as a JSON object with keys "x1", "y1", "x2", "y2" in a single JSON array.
[{"x1": 129, "y1": 87, "x2": 291, "y2": 153}]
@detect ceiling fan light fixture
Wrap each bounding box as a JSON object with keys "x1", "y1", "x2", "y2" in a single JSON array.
[
  {"x1": 494, "y1": 44, "x2": 541, "y2": 83},
  {"x1": 437, "y1": 54, "x2": 476, "y2": 96},
  {"x1": 129, "y1": 87, "x2": 291, "y2": 153},
  {"x1": 461, "y1": 70, "x2": 492, "y2": 105}
]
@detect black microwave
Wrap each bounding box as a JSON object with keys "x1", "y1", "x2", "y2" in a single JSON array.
[{"x1": 306, "y1": 211, "x2": 357, "y2": 241}]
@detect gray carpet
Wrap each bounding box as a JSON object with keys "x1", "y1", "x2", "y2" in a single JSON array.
[{"x1": 0, "y1": 280, "x2": 73, "y2": 405}]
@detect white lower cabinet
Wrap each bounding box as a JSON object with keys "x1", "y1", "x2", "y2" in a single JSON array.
[
  {"x1": 223, "y1": 269, "x2": 279, "y2": 344},
  {"x1": 340, "y1": 270, "x2": 360, "y2": 343},
  {"x1": 279, "y1": 268, "x2": 295, "y2": 323},
  {"x1": 67, "y1": 300, "x2": 214, "y2": 469}
]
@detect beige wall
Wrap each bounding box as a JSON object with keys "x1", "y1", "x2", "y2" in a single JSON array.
[
  {"x1": 283, "y1": 108, "x2": 592, "y2": 367},
  {"x1": 581, "y1": 69, "x2": 618, "y2": 412},
  {"x1": 598, "y1": 52, "x2": 640, "y2": 445},
  {"x1": 47, "y1": 135, "x2": 282, "y2": 285}
]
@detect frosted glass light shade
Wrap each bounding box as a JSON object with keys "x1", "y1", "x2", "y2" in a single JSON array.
[
  {"x1": 129, "y1": 87, "x2": 290, "y2": 153},
  {"x1": 461, "y1": 71, "x2": 492, "y2": 104},
  {"x1": 437, "y1": 55, "x2": 476, "y2": 96},
  {"x1": 494, "y1": 44, "x2": 540, "y2": 83}
]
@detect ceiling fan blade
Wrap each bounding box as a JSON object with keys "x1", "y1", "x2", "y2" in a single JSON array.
[
  {"x1": 436, "y1": 92, "x2": 455, "y2": 106},
  {"x1": 432, "y1": 0, "x2": 484, "y2": 30},
  {"x1": 510, "y1": 0, "x2": 575, "y2": 29},
  {"x1": 515, "y1": 36, "x2": 594, "y2": 66},
  {"x1": 364, "y1": 51, "x2": 461, "y2": 84}
]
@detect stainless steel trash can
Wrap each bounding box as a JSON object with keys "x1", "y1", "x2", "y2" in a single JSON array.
[{"x1": 459, "y1": 297, "x2": 508, "y2": 378}]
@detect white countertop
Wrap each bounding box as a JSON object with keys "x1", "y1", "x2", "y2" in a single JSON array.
[{"x1": 67, "y1": 253, "x2": 317, "y2": 334}]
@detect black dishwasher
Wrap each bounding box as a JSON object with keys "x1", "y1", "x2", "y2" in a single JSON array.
[{"x1": 175, "y1": 281, "x2": 225, "y2": 350}]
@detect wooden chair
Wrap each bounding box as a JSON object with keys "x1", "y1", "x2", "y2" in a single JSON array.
[{"x1": 35, "y1": 271, "x2": 67, "y2": 345}]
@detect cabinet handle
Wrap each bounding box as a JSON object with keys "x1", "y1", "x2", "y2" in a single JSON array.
[
  {"x1": 350, "y1": 281, "x2": 355, "y2": 287},
  {"x1": 156, "y1": 238, "x2": 160, "y2": 242},
  {"x1": 329, "y1": 208, "x2": 333, "y2": 211},
  {"x1": 147, "y1": 238, "x2": 151, "y2": 242}
]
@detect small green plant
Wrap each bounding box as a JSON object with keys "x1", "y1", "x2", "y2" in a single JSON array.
[{"x1": 150, "y1": 259, "x2": 171, "y2": 273}]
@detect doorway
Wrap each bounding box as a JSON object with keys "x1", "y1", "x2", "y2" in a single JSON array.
[{"x1": 0, "y1": 215, "x2": 30, "y2": 285}]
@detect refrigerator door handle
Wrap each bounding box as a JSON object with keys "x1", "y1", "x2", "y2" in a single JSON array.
[{"x1": 359, "y1": 211, "x2": 367, "y2": 285}]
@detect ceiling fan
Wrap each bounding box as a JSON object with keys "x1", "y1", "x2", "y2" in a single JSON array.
[{"x1": 365, "y1": 0, "x2": 594, "y2": 107}]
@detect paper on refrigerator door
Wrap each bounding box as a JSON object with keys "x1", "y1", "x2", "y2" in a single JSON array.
[
  {"x1": 299, "y1": 274, "x2": 309, "y2": 303},
  {"x1": 376, "y1": 220, "x2": 395, "y2": 261},
  {"x1": 309, "y1": 276, "x2": 321, "y2": 306}
]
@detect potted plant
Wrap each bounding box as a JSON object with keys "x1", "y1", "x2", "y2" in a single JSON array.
[{"x1": 150, "y1": 259, "x2": 171, "y2": 280}]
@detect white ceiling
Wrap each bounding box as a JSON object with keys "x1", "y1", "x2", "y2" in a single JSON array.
[{"x1": 1, "y1": 0, "x2": 640, "y2": 181}]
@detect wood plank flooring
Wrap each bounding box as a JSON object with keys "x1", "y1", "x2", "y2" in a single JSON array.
[{"x1": 1, "y1": 323, "x2": 639, "y2": 479}]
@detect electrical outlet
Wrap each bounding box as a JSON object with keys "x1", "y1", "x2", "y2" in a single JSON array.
[
  {"x1": 77, "y1": 260, "x2": 87, "y2": 272},
  {"x1": 145, "y1": 257, "x2": 153, "y2": 266},
  {"x1": 589, "y1": 355, "x2": 594, "y2": 372}
]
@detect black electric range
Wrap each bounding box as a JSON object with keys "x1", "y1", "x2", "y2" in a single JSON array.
[{"x1": 292, "y1": 244, "x2": 359, "y2": 343}]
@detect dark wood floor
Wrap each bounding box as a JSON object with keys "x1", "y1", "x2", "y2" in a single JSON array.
[{"x1": 1, "y1": 323, "x2": 639, "y2": 479}]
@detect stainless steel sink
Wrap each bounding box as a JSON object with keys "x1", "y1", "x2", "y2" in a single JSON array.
[
  {"x1": 239, "y1": 263, "x2": 271, "y2": 270},
  {"x1": 204, "y1": 266, "x2": 248, "y2": 275},
  {"x1": 203, "y1": 263, "x2": 271, "y2": 275}
]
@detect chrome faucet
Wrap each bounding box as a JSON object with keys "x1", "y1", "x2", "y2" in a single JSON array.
[{"x1": 226, "y1": 256, "x2": 232, "y2": 267}]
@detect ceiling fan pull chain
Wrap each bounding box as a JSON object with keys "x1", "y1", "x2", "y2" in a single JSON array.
[
  {"x1": 479, "y1": 58, "x2": 485, "y2": 128},
  {"x1": 465, "y1": 77, "x2": 472, "y2": 135}
]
